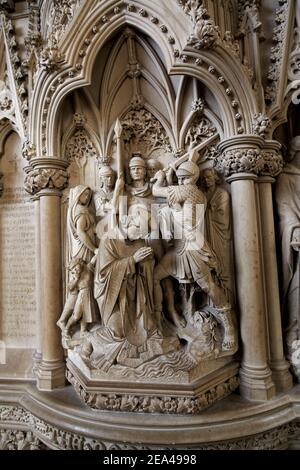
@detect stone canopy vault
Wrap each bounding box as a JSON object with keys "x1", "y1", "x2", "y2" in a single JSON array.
[{"x1": 1, "y1": 0, "x2": 300, "y2": 450}]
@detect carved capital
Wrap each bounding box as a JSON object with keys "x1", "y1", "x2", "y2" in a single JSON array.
[
  {"x1": 216, "y1": 137, "x2": 283, "y2": 178},
  {"x1": 24, "y1": 158, "x2": 69, "y2": 195},
  {"x1": 178, "y1": 0, "x2": 219, "y2": 50},
  {"x1": 215, "y1": 148, "x2": 263, "y2": 176}
]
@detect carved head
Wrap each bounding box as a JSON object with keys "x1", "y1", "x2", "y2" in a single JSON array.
[
  {"x1": 78, "y1": 187, "x2": 92, "y2": 206},
  {"x1": 146, "y1": 159, "x2": 161, "y2": 180},
  {"x1": 176, "y1": 161, "x2": 200, "y2": 185},
  {"x1": 126, "y1": 205, "x2": 150, "y2": 241},
  {"x1": 200, "y1": 168, "x2": 219, "y2": 189},
  {"x1": 99, "y1": 165, "x2": 116, "y2": 191},
  {"x1": 129, "y1": 154, "x2": 147, "y2": 182},
  {"x1": 289, "y1": 136, "x2": 300, "y2": 165}
]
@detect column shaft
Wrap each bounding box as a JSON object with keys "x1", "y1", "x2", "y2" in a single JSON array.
[
  {"x1": 230, "y1": 175, "x2": 275, "y2": 400},
  {"x1": 258, "y1": 179, "x2": 292, "y2": 391},
  {"x1": 37, "y1": 191, "x2": 65, "y2": 390}
]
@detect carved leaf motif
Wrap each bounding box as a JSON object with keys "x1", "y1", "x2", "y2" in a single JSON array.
[
  {"x1": 185, "y1": 116, "x2": 217, "y2": 149},
  {"x1": 121, "y1": 107, "x2": 172, "y2": 157},
  {"x1": 66, "y1": 129, "x2": 97, "y2": 169}
]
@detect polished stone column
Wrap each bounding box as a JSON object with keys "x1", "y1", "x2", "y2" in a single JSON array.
[
  {"x1": 25, "y1": 158, "x2": 69, "y2": 391},
  {"x1": 218, "y1": 136, "x2": 275, "y2": 400},
  {"x1": 256, "y1": 141, "x2": 292, "y2": 392},
  {"x1": 32, "y1": 195, "x2": 42, "y2": 370}
]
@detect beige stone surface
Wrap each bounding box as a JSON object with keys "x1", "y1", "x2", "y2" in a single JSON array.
[{"x1": 0, "y1": 0, "x2": 299, "y2": 447}]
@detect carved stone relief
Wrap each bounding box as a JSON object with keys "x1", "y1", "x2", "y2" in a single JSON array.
[
  {"x1": 58, "y1": 112, "x2": 238, "y2": 412},
  {"x1": 276, "y1": 136, "x2": 300, "y2": 380}
]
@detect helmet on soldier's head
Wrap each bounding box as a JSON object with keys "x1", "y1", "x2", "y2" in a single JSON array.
[
  {"x1": 98, "y1": 165, "x2": 115, "y2": 177},
  {"x1": 176, "y1": 161, "x2": 200, "y2": 180},
  {"x1": 129, "y1": 155, "x2": 146, "y2": 168}
]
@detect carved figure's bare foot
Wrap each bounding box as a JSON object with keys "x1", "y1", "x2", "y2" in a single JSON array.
[{"x1": 220, "y1": 314, "x2": 237, "y2": 351}]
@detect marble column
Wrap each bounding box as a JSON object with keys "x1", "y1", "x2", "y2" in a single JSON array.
[
  {"x1": 256, "y1": 141, "x2": 292, "y2": 392},
  {"x1": 24, "y1": 158, "x2": 69, "y2": 391},
  {"x1": 218, "y1": 136, "x2": 275, "y2": 400},
  {"x1": 32, "y1": 195, "x2": 42, "y2": 370}
]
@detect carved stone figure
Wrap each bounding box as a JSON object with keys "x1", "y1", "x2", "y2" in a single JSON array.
[
  {"x1": 86, "y1": 215, "x2": 178, "y2": 370},
  {"x1": 93, "y1": 165, "x2": 116, "y2": 218},
  {"x1": 146, "y1": 158, "x2": 161, "y2": 181},
  {"x1": 94, "y1": 165, "x2": 117, "y2": 239},
  {"x1": 200, "y1": 168, "x2": 233, "y2": 297},
  {"x1": 126, "y1": 154, "x2": 152, "y2": 207},
  {"x1": 67, "y1": 185, "x2": 98, "y2": 263},
  {"x1": 152, "y1": 161, "x2": 237, "y2": 351},
  {"x1": 276, "y1": 137, "x2": 300, "y2": 378},
  {"x1": 57, "y1": 257, "x2": 97, "y2": 337}
]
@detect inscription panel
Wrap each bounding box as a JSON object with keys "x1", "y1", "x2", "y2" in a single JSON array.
[{"x1": 0, "y1": 187, "x2": 36, "y2": 348}]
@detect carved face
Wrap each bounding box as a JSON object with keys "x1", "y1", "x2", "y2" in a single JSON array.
[
  {"x1": 79, "y1": 188, "x2": 91, "y2": 205},
  {"x1": 130, "y1": 165, "x2": 146, "y2": 182},
  {"x1": 177, "y1": 175, "x2": 194, "y2": 185},
  {"x1": 147, "y1": 161, "x2": 159, "y2": 179},
  {"x1": 201, "y1": 169, "x2": 217, "y2": 188},
  {"x1": 101, "y1": 174, "x2": 115, "y2": 191}
]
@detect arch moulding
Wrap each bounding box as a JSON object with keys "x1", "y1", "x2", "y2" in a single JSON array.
[{"x1": 28, "y1": 0, "x2": 259, "y2": 157}]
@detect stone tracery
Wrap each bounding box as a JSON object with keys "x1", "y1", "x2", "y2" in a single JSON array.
[{"x1": 0, "y1": 0, "x2": 300, "y2": 449}]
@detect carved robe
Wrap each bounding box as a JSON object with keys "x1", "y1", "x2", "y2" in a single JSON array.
[
  {"x1": 94, "y1": 231, "x2": 157, "y2": 344},
  {"x1": 276, "y1": 166, "x2": 300, "y2": 345},
  {"x1": 205, "y1": 186, "x2": 233, "y2": 295},
  {"x1": 67, "y1": 185, "x2": 96, "y2": 263}
]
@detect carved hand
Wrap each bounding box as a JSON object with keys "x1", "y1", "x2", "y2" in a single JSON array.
[
  {"x1": 133, "y1": 247, "x2": 153, "y2": 263},
  {"x1": 153, "y1": 170, "x2": 166, "y2": 184}
]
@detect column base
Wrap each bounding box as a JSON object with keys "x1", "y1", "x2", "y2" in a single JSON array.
[
  {"x1": 36, "y1": 360, "x2": 66, "y2": 391},
  {"x1": 270, "y1": 360, "x2": 293, "y2": 392},
  {"x1": 239, "y1": 366, "x2": 276, "y2": 401}
]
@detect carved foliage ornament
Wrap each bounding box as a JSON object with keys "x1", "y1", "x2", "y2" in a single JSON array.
[
  {"x1": 48, "y1": 0, "x2": 82, "y2": 43},
  {"x1": 0, "y1": 430, "x2": 46, "y2": 450},
  {"x1": 66, "y1": 128, "x2": 97, "y2": 169},
  {"x1": 67, "y1": 370, "x2": 239, "y2": 414},
  {"x1": 24, "y1": 168, "x2": 69, "y2": 194},
  {"x1": 121, "y1": 108, "x2": 172, "y2": 156},
  {"x1": 1, "y1": 405, "x2": 300, "y2": 449},
  {"x1": 215, "y1": 148, "x2": 283, "y2": 177},
  {"x1": 252, "y1": 113, "x2": 271, "y2": 137},
  {"x1": 0, "y1": 14, "x2": 28, "y2": 123},
  {"x1": 265, "y1": 0, "x2": 289, "y2": 103},
  {"x1": 177, "y1": 0, "x2": 219, "y2": 49}
]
